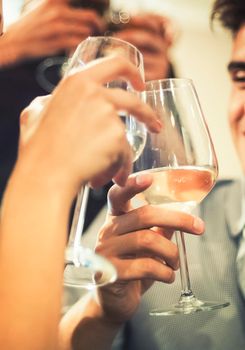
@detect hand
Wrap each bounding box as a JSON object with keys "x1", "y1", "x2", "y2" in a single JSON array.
[
  {"x1": 1, "y1": 0, "x2": 106, "y2": 65},
  {"x1": 18, "y1": 55, "x2": 161, "y2": 198},
  {"x1": 114, "y1": 14, "x2": 177, "y2": 81},
  {"x1": 93, "y1": 173, "x2": 205, "y2": 324}
]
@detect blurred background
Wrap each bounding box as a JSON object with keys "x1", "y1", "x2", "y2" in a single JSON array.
[{"x1": 3, "y1": 0, "x2": 240, "y2": 179}]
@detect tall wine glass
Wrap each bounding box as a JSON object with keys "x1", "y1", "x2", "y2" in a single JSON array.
[
  {"x1": 64, "y1": 36, "x2": 146, "y2": 289},
  {"x1": 133, "y1": 78, "x2": 230, "y2": 315}
]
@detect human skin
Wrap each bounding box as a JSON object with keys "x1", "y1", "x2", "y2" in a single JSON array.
[
  {"x1": 59, "y1": 175, "x2": 205, "y2": 350},
  {"x1": 0, "y1": 55, "x2": 161, "y2": 350},
  {"x1": 0, "y1": 0, "x2": 106, "y2": 67},
  {"x1": 227, "y1": 23, "x2": 245, "y2": 174},
  {"x1": 114, "y1": 13, "x2": 176, "y2": 81}
]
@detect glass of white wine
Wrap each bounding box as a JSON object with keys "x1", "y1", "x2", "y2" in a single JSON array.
[
  {"x1": 64, "y1": 36, "x2": 146, "y2": 289},
  {"x1": 133, "y1": 78, "x2": 230, "y2": 315}
]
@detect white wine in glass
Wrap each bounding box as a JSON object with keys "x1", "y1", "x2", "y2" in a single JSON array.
[
  {"x1": 133, "y1": 78, "x2": 230, "y2": 315},
  {"x1": 64, "y1": 36, "x2": 146, "y2": 289}
]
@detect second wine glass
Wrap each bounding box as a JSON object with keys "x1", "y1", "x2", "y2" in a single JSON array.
[
  {"x1": 64, "y1": 36, "x2": 146, "y2": 289},
  {"x1": 133, "y1": 78, "x2": 230, "y2": 315}
]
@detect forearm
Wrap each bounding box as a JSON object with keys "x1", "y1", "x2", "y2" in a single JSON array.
[
  {"x1": 59, "y1": 293, "x2": 122, "y2": 350},
  {"x1": 0, "y1": 161, "x2": 73, "y2": 350}
]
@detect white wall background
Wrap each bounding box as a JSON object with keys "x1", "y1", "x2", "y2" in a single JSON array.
[{"x1": 4, "y1": 0, "x2": 242, "y2": 178}]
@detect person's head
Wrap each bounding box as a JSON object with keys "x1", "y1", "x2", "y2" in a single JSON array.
[{"x1": 212, "y1": 0, "x2": 245, "y2": 172}]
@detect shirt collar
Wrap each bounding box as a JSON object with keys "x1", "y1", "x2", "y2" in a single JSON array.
[{"x1": 225, "y1": 178, "x2": 245, "y2": 238}]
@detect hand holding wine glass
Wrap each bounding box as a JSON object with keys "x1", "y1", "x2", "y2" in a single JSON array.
[{"x1": 63, "y1": 37, "x2": 160, "y2": 289}]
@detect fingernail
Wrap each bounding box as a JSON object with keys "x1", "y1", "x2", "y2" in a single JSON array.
[
  {"x1": 136, "y1": 173, "x2": 153, "y2": 186},
  {"x1": 193, "y1": 217, "x2": 205, "y2": 233}
]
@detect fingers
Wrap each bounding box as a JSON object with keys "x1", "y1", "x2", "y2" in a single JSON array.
[
  {"x1": 96, "y1": 229, "x2": 179, "y2": 270},
  {"x1": 89, "y1": 141, "x2": 133, "y2": 188},
  {"x1": 59, "y1": 8, "x2": 106, "y2": 35},
  {"x1": 102, "y1": 87, "x2": 162, "y2": 133},
  {"x1": 107, "y1": 257, "x2": 175, "y2": 284},
  {"x1": 102, "y1": 205, "x2": 205, "y2": 238},
  {"x1": 20, "y1": 96, "x2": 50, "y2": 126},
  {"x1": 66, "y1": 56, "x2": 163, "y2": 133},
  {"x1": 70, "y1": 55, "x2": 145, "y2": 91},
  {"x1": 119, "y1": 13, "x2": 176, "y2": 47},
  {"x1": 126, "y1": 15, "x2": 163, "y2": 34},
  {"x1": 115, "y1": 30, "x2": 167, "y2": 54},
  {"x1": 111, "y1": 151, "x2": 133, "y2": 186},
  {"x1": 108, "y1": 173, "x2": 153, "y2": 215}
]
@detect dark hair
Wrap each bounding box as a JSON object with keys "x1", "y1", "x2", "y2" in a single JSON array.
[{"x1": 211, "y1": 0, "x2": 245, "y2": 34}]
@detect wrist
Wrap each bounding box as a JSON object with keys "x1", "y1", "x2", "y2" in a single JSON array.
[
  {"x1": 0, "y1": 31, "x2": 24, "y2": 68},
  {"x1": 10, "y1": 152, "x2": 77, "y2": 206},
  {"x1": 60, "y1": 293, "x2": 123, "y2": 350}
]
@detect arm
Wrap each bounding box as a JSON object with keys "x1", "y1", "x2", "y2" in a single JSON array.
[
  {"x1": 59, "y1": 174, "x2": 205, "y2": 350},
  {"x1": 0, "y1": 56, "x2": 160, "y2": 350},
  {"x1": 0, "y1": 0, "x2": 105, "y2": 67}
]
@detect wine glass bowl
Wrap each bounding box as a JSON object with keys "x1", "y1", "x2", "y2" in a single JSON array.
[
  {"x1": 133, "y1": 78, "x2": 229, "y2": 315},
  {"x1": 67, "y1": 36, "x2": 145, "y2": 86}
]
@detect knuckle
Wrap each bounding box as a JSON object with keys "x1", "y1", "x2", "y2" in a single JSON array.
[
  {"x1": 182, "y1": 213, "x2": 197, "y2": 232},
  {"x1": 49, "y1": 19, "x2": 63, "y2": 33},
  {"x1": 137, "y1": 205, "x2": 152, "y2": 222},
  {"x1": 20, "y1": 107, "x2": 28, "y2": 120},
  {"x1": 94, "y1": 243, "x2": 103, "y2": 255},
  {"x1": 170, "y1": 243, "x2": 179, "y2": 261},
  {"x1": 164, "y1": 269, "x2": 175, "y2": 283},
  {"x1": 140, "y1": 259, "x2": 154, "y2": 275},
  {"x1": 138, "y1": 231, "x2": 154, "y2": 248},
  {"x1": 52, "y1": 7, "x2": 64, "y2": 20},
  {"x1": 107, "y1": 185, "x2": 117, "y2": 203}
]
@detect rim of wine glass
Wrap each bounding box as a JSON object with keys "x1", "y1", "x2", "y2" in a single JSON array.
[
  {"x1": 75, "y1": 35, "x2": 143, "y2": 68},
  {"x1": 145, "y1": 78, "x2": 194, "y2": 92}
]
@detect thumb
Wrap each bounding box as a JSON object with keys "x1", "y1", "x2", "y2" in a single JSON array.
[{"x1": 108, "y1": 173, "x2": 153, "y2": 216}]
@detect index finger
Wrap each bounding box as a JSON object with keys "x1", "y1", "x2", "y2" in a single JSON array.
[
  {"x1": 105, "y1": 205, "x2": 205, "y2": 237},
  {"x1": 69, "y1": 55, "x2": 145, "y2": 91}
]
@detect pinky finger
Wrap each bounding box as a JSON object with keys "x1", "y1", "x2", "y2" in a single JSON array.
[{"x1": 114, "y1": 257, "x2": 176, "y2": 284}]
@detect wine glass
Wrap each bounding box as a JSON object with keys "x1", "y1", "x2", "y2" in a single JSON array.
[
  {"x1": 133, "y1": 78, "x2": 230, "y2": 315},
  {"x1": 64, "y1": 36, "x2": 146, "y2": 289}
]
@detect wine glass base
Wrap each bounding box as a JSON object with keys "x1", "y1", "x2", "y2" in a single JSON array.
[
  {"x1": 150, "y1": 298, "x2": 230, "y2": 316},
  {"x1": 64, "y1": 246, "x2": 117, "y2": 289}
]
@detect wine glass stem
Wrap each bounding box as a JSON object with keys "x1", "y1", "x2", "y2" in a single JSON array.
[
  {"x1": 175, "y1": 231, "x2": 194, "y2": 298},
  {"x1": 68, "y1": 184, "x2": 90, "y2": 253}
]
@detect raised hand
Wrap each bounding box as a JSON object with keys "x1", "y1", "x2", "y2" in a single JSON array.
[
  {"x1": 18, "y1": 55, "x2": 161, "y2": 197},
  {"x1": 113, "y1": 13, "x2": 177, "y2": 80},
  {"x1": 0, "y1": 0, "x2": 106, "y2": 66},
  {"x1": 60, "y1": 174, "x2": 204, "y2": 349}
]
